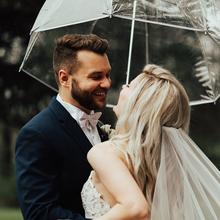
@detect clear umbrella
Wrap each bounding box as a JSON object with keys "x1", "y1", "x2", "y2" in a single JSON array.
[{"x1": 20, "y1": 0, "x2": 220, "y2": 106}]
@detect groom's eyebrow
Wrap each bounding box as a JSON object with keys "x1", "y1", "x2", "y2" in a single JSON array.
[{"x1": 88, "y1": 72, "x2": 103, "y2": 78}]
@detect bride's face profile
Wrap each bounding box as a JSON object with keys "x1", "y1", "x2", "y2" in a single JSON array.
[{"x1": 113, "y1": 77, "x2": 139, "y2": 117}]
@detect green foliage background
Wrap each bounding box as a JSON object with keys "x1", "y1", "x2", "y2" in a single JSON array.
[{"x1": 0, "y1": 0, "x2": 219, "y2": 214}]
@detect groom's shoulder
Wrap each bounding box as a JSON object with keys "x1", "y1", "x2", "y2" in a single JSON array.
[
  {"x1": 19, "y1": 110, "x2": 49, "y2": 136},
  {"x1": 20, "y1": 98, "x2": 56, "y2": 132}
]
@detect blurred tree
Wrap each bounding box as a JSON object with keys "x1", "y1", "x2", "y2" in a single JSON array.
[
  {"x1": 0, "y1": 0, "x2": 55, "y2": 206},
  {"x1": 0, "y1": 0, "x2": 55, "y2": 127},
  {"x1": 190, "y1": 101, "x2": 220, "y2": 168}
]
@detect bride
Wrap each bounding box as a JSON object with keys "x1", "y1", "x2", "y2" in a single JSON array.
[{"x1": 81, "y1": 64, "x2": 220, "y2": 220}]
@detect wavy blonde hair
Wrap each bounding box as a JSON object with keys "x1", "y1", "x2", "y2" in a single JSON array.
[{"x1": 111, "y1": 64, "x2": 190, "y2": 208}]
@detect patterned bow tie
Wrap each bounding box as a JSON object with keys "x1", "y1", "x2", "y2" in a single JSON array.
[{"x1": 79, "y1": 112, "x2": 102, "y2": 129}]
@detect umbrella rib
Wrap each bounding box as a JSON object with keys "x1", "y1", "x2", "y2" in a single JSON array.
[
  {"x1": 33, "y1": 15, "x2": 110, "y2": 33},
  {"x1": 189, "y1": 94, "x2": 220, "y2": 106},
  {"x1": 112, "y1": 14, "x2": 204, "y2": 32},
  {"x1": 22, "y1": 68, "x2": 58, "y2": 93},
  {"x1": 19, "y1": 32, "x2": 40, "y2": 72}
]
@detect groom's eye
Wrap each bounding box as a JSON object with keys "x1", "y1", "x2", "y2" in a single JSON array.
[{"x1": 89, "y1": 72, "x2": 103, "y2": 80}]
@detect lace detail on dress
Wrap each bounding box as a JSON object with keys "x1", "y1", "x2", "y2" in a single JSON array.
[{"x1": 81, "y1": 172, "x2": 111, "y2": 218}]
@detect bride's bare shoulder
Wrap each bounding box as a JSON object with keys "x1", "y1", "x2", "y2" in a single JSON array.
[
  {"x1": 87, "y1": 141, "x2": 117, "y2": 161},
  {"x1": 88, "y1": 141, "x2": 113, "y2": 154}
]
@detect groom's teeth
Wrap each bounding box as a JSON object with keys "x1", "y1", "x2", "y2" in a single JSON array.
[{"x1": 95, "y1": 92, "x2": 105, "y2": 96}]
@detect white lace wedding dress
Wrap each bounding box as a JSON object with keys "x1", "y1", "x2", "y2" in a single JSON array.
[{"x1": 81, "y1": 172, "x2": 111, "y2": 218}]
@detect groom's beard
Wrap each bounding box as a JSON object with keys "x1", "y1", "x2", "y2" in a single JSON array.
[{"x1": 71, "y1": 78, "x2": 105, "y2": 111}]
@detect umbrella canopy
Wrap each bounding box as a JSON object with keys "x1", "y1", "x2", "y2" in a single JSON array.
[{"x1": 20, "y1": 0, "x2": 220, "y2": 105}]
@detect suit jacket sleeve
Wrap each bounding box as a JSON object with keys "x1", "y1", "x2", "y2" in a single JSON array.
[{"x1": 15, "y1": 126, "x2": 90, "y2": 220}]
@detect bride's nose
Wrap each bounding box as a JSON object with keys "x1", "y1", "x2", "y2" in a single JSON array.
[{"x1": 122, "y1": 84, "x2": 130, "y2": 89}]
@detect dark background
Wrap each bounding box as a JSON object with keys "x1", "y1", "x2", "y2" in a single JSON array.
[{"x1": 0, "y1": 0, "x2": 219, "y2": 208}]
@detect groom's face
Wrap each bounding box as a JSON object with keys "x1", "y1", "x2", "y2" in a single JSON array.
[{"x1": 70, "y1": 50, "x2": 111, "y2": 112}]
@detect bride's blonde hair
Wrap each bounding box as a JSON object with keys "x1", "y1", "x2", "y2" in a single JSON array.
[{"x1": 111, "y1": 64, "x2": 190, "y2": 207}]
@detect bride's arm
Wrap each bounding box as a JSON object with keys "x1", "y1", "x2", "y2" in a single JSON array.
[{"x1": 87, "y1": 142, "x2": 149, "y2": 220}]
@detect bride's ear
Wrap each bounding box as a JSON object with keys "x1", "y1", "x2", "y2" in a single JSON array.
[{"x1": 58, "y1": 69, "x2": 71, "y2": 87}]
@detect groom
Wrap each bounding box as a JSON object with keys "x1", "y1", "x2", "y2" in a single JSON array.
[{"x1": 15, "y1": 34, "x2": 111, "y2": 220}]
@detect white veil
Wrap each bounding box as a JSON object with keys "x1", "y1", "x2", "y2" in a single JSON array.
[{"x1": 150, "y1": 127, "x2": 220, "y2": 220}]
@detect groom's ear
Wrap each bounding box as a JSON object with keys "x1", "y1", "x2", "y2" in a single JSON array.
[{"x1": 58, "y1": 69, "x2": 71, "y2": 87}]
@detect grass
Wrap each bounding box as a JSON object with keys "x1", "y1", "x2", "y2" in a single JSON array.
[{"x1": 0, "y1": 207, "x2": 23, "y2": 220}]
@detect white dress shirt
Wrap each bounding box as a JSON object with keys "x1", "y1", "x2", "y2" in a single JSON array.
[{"x1": 56, "y1": 94, "x2": 101, "y2": 145}]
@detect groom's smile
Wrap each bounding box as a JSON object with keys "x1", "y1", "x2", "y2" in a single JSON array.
[{"x1": 69, "y1": 50, "x2": 111, "y2": 112}]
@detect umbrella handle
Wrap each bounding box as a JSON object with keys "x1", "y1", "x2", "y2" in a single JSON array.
[{"x1": 126, "y1": 0, "x2": 137, "y2": 84}]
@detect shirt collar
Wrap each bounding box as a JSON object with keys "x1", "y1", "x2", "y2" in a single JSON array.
[{"x1": 56, "y1": 94, "x2": 101, "y2": 125}]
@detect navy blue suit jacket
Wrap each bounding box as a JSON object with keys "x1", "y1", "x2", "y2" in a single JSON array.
[{"x1": 15, "y1": 97, "x2": 108, "y2": 220}]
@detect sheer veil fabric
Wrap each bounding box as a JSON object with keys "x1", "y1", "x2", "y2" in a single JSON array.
[{"x1": 151, "y1": 127, "x2": 220, "y2": 220}]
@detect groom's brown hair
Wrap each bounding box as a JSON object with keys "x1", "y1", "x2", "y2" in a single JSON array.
[{"x1": 53, "y1": 34, "x2": 109, "y2": 85}]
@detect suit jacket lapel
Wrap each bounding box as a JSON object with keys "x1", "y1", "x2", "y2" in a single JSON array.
[{"x1": 48, "y1": 97, "x2": 93, "y2": 154}]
